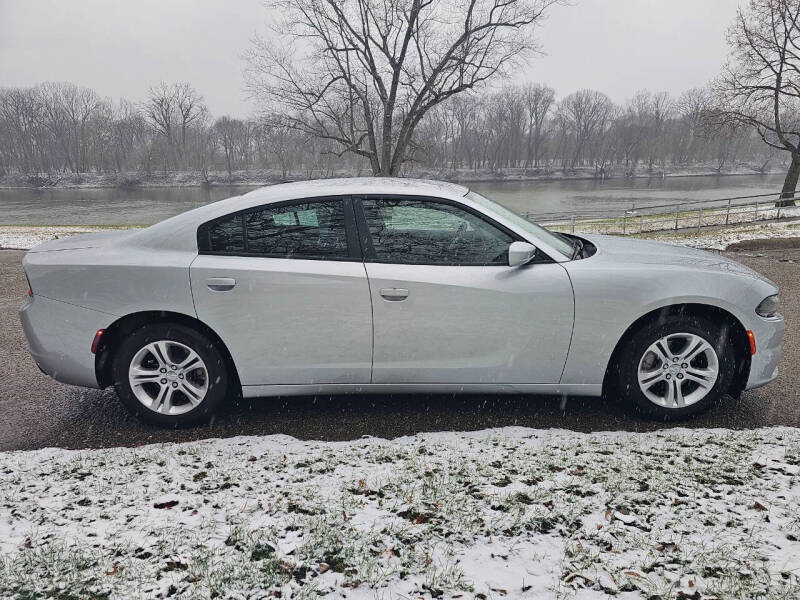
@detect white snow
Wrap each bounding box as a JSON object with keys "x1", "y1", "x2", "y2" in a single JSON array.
[
  {"x1": 641, "y1": 219, "x2": 800, "y2": 250},
  {"x1": 0, "y1": 225, "x2": 136, "y2": 250},
  {"x1": 1, "y1": 427, "x2": 798, "y2": 599}
]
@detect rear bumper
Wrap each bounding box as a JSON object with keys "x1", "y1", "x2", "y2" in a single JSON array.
[
  {"x1": 20, "y1": 295, "x2": 114, "y2": 388},
  {"x1": 745, "y1": 314, "x2": 785, "y2": 390}
]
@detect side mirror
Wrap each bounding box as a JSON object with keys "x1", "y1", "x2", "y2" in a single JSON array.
[{"x1": 508, "y1": 241, "x2": 538, "y2": 267}]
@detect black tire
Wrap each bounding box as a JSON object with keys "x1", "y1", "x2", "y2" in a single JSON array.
[
  {"x1": 617, "y1": 314, "x2": 735, "y2": 420},
  {"x1": 112, "y1": 322, "x2": 229, "y2": 426}
]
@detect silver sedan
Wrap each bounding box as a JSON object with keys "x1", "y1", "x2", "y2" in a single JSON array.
[{"x1": 20, "y1": 178, "x2": 784, "y2": 425}]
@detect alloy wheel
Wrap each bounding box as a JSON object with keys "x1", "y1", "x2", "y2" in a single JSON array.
[
  {"x1": 128, "y1": 340, "x2": 209, "y2": 415},
  {"x1": 637, "y1": 332, "x2": 719, "y2": 409}
]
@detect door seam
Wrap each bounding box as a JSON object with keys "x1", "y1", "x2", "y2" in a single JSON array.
[
  {"x1": 351, "y1": 196, "x2": 376, "y2": 384},
  {"x1": 187, "y1": 254, "x2": 200, "y2": 318},
  {"x1": 557, "y1": 263, "x2": 577, "y2": 385},
  {"x1": 362, "y1": 262, "x2": 376, "y2": 384}
]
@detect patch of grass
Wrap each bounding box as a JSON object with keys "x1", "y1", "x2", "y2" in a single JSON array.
[{"x1": 1, "y1": 430, "x2": 798, "y2": 599}]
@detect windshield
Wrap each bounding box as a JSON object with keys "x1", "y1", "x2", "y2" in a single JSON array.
[{"x1": 465, "y1": 191, "x2": 574, "y2": 258}]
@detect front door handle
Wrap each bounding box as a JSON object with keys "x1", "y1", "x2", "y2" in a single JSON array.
[
  {"x1": 206, "y1": 277, "x2": 236, "y2": 292},
  {"x1": 379, "y1": 287, "x2": 409, "y2": 301}
]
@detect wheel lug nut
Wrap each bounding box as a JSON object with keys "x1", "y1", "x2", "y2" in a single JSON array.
[
  {"x1": 665, "y1": 374, "x2": 671, "y2": 380},
  {"x1": 160, "y1": 379, "x2": 167, "y2": 384},
  {"x1": 677, "y1": 373, "x2": 684, "y2": 380},
  {"x1": 160, "y1": 368, "x2": 167, "y2": 373},
  {"x1": 672, "y1": 357, "x2": 678, "y2": 362},
  {"x1": 663, "y1": 364, "x2": 668, "y2": 370},
  {"x1": 178, "y1": 374, "x2": 184, "y2": 379},
  {"x1": 172, "y1": 382, "x2": 178, "y2": 388},
  {"x1": 681, "y1": 363, "x2": 688, "y2": 368}
]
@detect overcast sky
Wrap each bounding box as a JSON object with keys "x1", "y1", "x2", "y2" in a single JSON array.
[{"x1": 0, "y1": 0, "x2": 741, "y2": 117}]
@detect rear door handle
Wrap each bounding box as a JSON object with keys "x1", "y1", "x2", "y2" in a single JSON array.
[
  {"x1": 379, "y1": 287, "x2": 409, "y2": 301},
  {"x1": 206, "y1": 277, "x2": 236, "y2": 291}
]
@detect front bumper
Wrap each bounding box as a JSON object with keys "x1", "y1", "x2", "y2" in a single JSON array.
[
  {"x1": 20, "y1": 295, "x2": 114, "y2": 388},
  {"x1": 745, "y1": 314, "x2": 785, "y2": 390}
]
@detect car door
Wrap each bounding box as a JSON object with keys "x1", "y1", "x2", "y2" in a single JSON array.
[
  {"x1": 190, "y1": 197, "x2": 373, "y2": 386},
  {"x1": 355, "y1": 195, "x2": 574, "y2": 384}
]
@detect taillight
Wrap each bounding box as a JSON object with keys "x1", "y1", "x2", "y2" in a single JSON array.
[
  {"x1": 91, "y1": 329, "x2": 105, "y2": 354},
  {"x1": 25, "y1": 273, "x2": 32, "y2": 297}
]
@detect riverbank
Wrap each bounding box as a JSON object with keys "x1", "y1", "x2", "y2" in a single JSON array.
[
  {"x1": 0, "y1": 163, "x2": 787, "y2": 189},
  {"x1": 0, "y1": 225, "x2": 137, "y2": 250}
]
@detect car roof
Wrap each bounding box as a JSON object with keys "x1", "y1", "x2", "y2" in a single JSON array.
[
  {"x1": 129, "y1": 177, "x2": 471, "y2": 252},
  {"x1": 241, "y1": 177, "x2": 470, "y2": 203}
]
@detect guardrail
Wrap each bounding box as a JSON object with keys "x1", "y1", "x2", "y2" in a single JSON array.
[{"x1": 524, "y1": 191, "x2": 799, "y2": 236}]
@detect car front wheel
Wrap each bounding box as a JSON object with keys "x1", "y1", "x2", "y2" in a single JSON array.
[
  {"x1": 112, "y1": 323, "x2": 229, "y2": 426},
  {"x1": 617, "y1": 315, "x2": 735, "y2": 419}
]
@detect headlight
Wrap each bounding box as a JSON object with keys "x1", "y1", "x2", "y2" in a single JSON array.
[{"x1": 756, "y1": 294, "x2": 780, "y2": 318}]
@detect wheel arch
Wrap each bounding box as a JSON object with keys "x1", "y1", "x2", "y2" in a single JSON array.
[
  {"x1": 601, "y1": 302, "x2": 751, "y2": 400},
  {"x1": 95, "y1": 310, "x2": 241, "y2": 392}
]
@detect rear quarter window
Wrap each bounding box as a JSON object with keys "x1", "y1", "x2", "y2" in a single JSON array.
[{"x1": 198, "y1": 214, "x2": 245, "y2": 253}]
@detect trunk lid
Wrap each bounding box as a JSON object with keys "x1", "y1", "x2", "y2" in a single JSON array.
[{"x1": 26, "y1": 230, "x2": 134, "y2": 253}]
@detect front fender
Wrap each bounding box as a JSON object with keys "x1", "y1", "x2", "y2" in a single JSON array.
[{"x1": 559, "y1": 262, "x2": 766, "y2": 386}]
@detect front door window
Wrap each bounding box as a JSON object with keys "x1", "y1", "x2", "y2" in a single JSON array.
[{"x1": 360, "y1": 197, "x2": 513, "y2": 265}]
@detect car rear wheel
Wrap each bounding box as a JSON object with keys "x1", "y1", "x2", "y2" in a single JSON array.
[
  {"x1": 112, "y1": 323, "x2": 229, "y2": 426},
  {"x1": 617, "y1": 315, "x2": 735, "y2": 419}
]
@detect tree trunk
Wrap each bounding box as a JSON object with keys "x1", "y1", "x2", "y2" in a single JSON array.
[{"x1": 778, "y1": 153, "x2": 800, "y2": 207}]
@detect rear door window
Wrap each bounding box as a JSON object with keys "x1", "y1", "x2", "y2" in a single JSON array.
[
  {"x1": 245, "y1": 200, "x2": 348, "y2": 259},
  {"x1": 198, "y1": 198, "x2": 354, "y2": 259}
]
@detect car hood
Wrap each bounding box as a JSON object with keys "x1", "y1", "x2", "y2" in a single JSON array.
[
  {"x1": 26, "y1": 230, "x2": 133, "y2": 253},
  {"x1": 578, "y1": 233, "x2": 775, "y2": 285}
]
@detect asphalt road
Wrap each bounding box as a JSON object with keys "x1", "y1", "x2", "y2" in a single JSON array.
[{"x1": 1, "y1": 246, "x2": 798, "y2": 451}]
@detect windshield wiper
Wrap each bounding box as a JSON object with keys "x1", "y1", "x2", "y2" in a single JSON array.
[{"x1": 570, "y1": 237, "x2": 584, "y2": 260}]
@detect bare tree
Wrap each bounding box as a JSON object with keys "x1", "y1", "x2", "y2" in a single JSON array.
[
  {"x1": 645, "y1": 91, "x2": 674, "y2": 171},
  {"x1": 143, "y1": 82, "x2": 206, "y2": 171},
  {"x1": 674, "y1": 88, "x2": 711, "y2": 164},
  {"x1": 522, "y1": 83, "x2": 555, "y2": 168},
  {"x1": 245, "y1": 0, "x2": 558, "y2": 176},
  {"x1": 0, "y1": 87, "x2": 45, "y2": 174},
  {"x1": 712, "y1": 0, "x2": 800, "y2": 205},
  {"x1": 257, "y1": 114, "x2": 305, "y2": 178},
  {"x1": 615, "y1": 98, "x2": 646, "y2": 171},
  {"x1": 558, "y1": 89, "x2": 614, "y2": 169},
  {"x1": 110, "y1": 100, "x2": 148, "y2": 173},
  {"x1": 174, "y1": 83, "x2": 207, "y2": 161},
  {"x1": 214, "y1": 116, "x2": 247, "y2": 177},
  {"x1": 143, "y1": 82, "x2": 178, "y2": 171}
]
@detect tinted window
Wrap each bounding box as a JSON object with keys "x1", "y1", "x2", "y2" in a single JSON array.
[
  {"x1": 206, "y1": 213, "x2": 245, "y2": 253},
  {"x1": 361, "y1": 197, "x2": 513, "y2": 265},
  {"x1": 245, "y1": 200, "x2": 348, "y2": 259}
]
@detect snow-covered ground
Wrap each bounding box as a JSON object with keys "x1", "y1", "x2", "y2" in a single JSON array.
[
  {"x1": 542, "y1": 204, "x2": 800, "y2": 235},
  {"x1": 639, "y1": 219, "x2": 800, "y2": 250},
  {"x1": 0, "y1": 225, "x2": 135, "y2": 250},
  {"x1": 1, "y1": 427, "x2": 798, "y2": 599}
]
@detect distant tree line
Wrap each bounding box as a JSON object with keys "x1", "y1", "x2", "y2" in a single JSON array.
[
  {"x1": 0, "y1": 80, "x2": 780, "y2": 183},
  {"x1": 0, "y1": 81, "x2": 365, "y2": 182},
  {"x1": 416, "y1": 85, "x2": 775, "y2": 175}
]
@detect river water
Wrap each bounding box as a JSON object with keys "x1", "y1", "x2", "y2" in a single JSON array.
[{"x1": 0, "y1": 174, "x2": 786, "y2": 226}]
